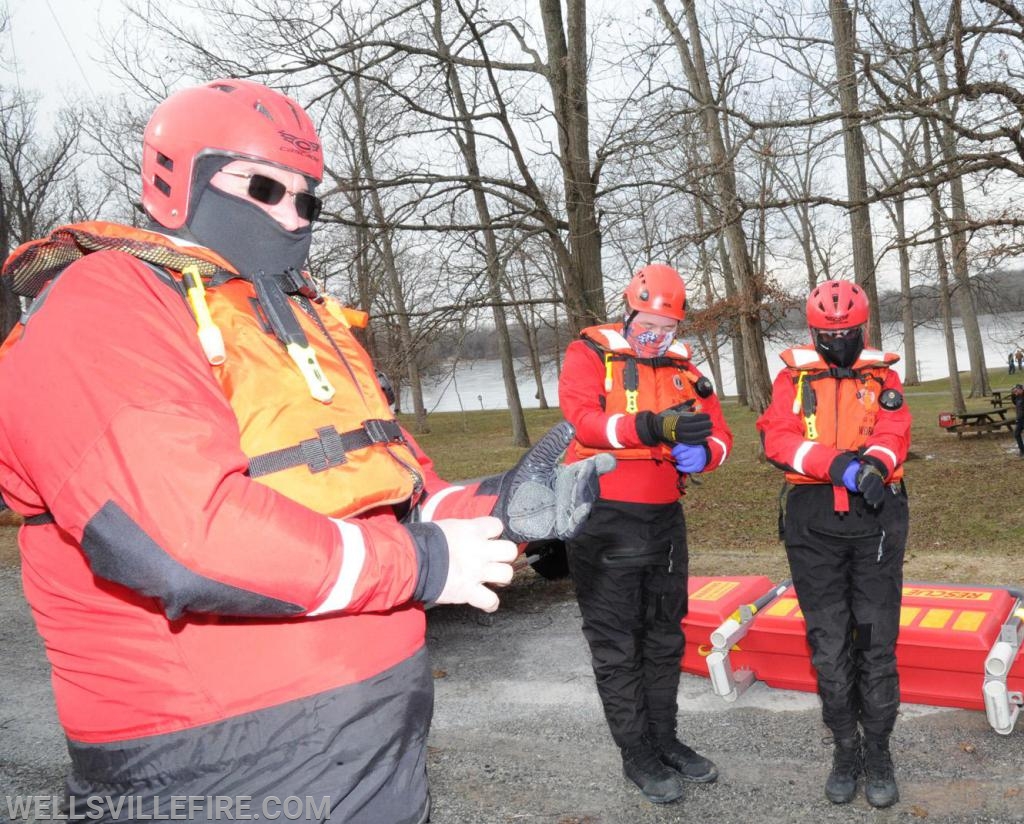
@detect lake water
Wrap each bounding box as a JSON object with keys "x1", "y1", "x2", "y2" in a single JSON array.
[{"x1": 403, "y1": 312, "x2": 1024, "y2": 413}]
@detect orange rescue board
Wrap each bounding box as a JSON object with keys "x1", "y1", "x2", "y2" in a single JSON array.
[{"x1": 681, "y1": 577, "x2": 1024, "y2": 712}]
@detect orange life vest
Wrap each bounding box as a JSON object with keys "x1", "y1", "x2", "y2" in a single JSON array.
[
  {"x1": 780, "y1": 345, "x2": 904, "y2": 485},
  {"x1": 4, "y1": 222, "x2": 422, "y2": 518},
  {"x1": 573, "y1": 323, "x2": 705, "y2": 461}
]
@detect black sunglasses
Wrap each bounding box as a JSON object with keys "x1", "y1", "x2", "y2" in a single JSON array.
[{"x1": 218, "y1": 171, "x2": 323, "y2": 222}]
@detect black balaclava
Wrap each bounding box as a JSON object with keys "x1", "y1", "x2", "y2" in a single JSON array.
[
  {"x1": 177, "y1": 155, "x2": 314, "y2": 277},
  {"x1": 814, "y1": 327, "x2": 865, "y2": 369}
]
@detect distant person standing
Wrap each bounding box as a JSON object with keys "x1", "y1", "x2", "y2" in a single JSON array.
[
  {"x1": 1009, "y1": 352, "x2": 1016, "y2": 375},
  {"x1": 558, "y1": 264, "x2": 733, "y2": 805},
  {"x1": 757, "y1": 279, "x2": 911, "y2": 810},
  {"x1": 1012, "y1": 384, "x2": 1024, "y2": 457},
  {"x1": 1017, "y1": 349, "x2": 1024, "y2": 372}
]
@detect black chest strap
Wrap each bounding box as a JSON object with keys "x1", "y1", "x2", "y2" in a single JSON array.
[{"x1": 247, "y1": 420, "x2": 405, "y2": 478}]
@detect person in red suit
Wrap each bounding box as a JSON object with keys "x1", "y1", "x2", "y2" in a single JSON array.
[
  {"x1": 757, "y1": 279, "x2": 911, "y2": 809},
  {"x1": 558, "y1": 264, "x2": 733, "y2": 804},
  {"x1": 0, "y1": 78, "x2": 610, "y2": 824}
]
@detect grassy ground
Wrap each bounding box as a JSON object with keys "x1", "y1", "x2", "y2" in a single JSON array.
[{"x1": 1, "y1": 368, "x2": 1021, "y2": 586}]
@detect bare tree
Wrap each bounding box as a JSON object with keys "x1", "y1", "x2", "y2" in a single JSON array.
[
  {"x1": 0, "y1": 92, "x2": 84, "y2": 338},
  {"x1": 913, "y1": 0, "x2": 990, "y2": 397},
  {"x1": 538, "y1": 0, "x2": 606, "y2": 331},
  {"x1": 828, "y1": 0, "x2": 883, "y2": 346},
  {"x1": 654, "y1": 0, "x2": 773, "y2": 411}
]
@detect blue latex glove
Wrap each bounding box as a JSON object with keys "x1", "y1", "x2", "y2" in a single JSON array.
[
  {"x1": 842, "y1": 459, "x2": 861, "y2": 492},
  {"x1": 671, "y1": 443, "x2": 707, "y2": 474}
]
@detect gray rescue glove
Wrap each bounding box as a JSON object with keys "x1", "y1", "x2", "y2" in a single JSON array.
[{"x1": 492, "y1": 422, "x2": 616, "y2": 543}]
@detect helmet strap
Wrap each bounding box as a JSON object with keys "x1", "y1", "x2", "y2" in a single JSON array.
[{"x1": 622, "y1": 309, "x2": 639, "y2": 337}]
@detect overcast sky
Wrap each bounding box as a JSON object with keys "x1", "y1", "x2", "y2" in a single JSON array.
[{"x1": 5, "y1": 0, "x2": 117, "y2": 111}]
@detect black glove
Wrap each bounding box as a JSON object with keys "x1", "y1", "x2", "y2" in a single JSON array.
[
  {"x1": 635, "y1": 400, "x2": 712, "y2": 446},
  {"x1": 855, "y1": 463, "x2": 886, "y2": 509},
  {"x1": 491, "y1": 422, "x2": 616, "y2": 543}
]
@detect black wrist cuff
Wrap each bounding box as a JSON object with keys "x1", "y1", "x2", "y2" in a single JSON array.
[
  {"x1": 634, "y1": 411, "x2": 662, "y2": 446},
  {"x1": 407, "y1": 522, "x2": 450, "y2": 604},
  {"x1": 828, "y1": 452, "x2": 858, "y2": 486},
  {"x1": 858, "y1": 453, "x2": 888, "y2": 478}
]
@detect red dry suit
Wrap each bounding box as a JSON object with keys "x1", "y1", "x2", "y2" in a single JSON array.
[
  {"x1": 560, "y1": 324, "x2": 732, "y2": 503},
  {"x1": 756, "y1": 344, "x2": 912, "y2": 744},
  {"x1": 756, "y1": 345, "x2": 910, "y2": 496},
  {"x1": 0, "y1": 222, "x2": 499, "y2": 824},
  {"x1": 557, "y1": 323, "x2": 732, "y2": 751}
]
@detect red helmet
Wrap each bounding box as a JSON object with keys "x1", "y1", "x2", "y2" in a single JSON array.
[
  {"x1": 141, "y1": 79, "x2": 324, "y2": 230},
  {"x1": 624, "y1": 264, "x2": 687, "y2": 321},
  {"x1": 806, "y1": 279, "x2": 869, "y2": 331}
]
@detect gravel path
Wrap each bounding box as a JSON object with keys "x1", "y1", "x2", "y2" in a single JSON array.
[{"x1": 2, "y1": 568, "x2": 1022, "y2": 824}]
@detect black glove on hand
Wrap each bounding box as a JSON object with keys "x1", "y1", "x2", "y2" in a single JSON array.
[
  {"x1": 636, "y1": 400, "x2": 713, "y2": 446},
  {"x1": 492, "y1": 422, "x2": 616, "y2": 543},
  {"x1": 855, "y1": 463, "x2": 886, "y2": 509}
]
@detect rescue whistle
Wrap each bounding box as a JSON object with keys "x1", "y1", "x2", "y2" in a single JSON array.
[{"x1": 181, "y1": 265, "x2": 226, "y2": 366}]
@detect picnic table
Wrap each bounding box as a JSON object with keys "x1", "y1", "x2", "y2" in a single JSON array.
[{"x1": 942, "y1": 406, "x2": 1017, "y2": 437}]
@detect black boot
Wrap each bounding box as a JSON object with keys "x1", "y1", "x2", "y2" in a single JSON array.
[
  {"x1": 621, "y1": 742, "x2": 686, "y2": 804},
  {"x1": 863, "y1": 739, "x2": 899, "y2": 808},
  {"x1": 824, "y1": 735, "x2": 861, "y2": 804},
  {"x1": 653, "y1": 738, "x2": 719, "y2": 783}
]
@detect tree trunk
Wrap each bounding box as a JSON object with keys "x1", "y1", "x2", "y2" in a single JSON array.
[
  {"x1": 798, "y1": 202, "x2": 818, "y2": 293},
  {"x1": 923, "y1": 119, "x2": 965, "y2": 414},
  {"x1": 657, "y1": 0, "x2": 772, "y2": 411},
  {"x1": 893, "y1": 193, "x2": 919, "y2": 385},
  {"x1": 828, "y1": 0, "x2": 882, "y2": 347},
  {"x1": 0, "y1": 184, "x2": 18, "y2": 340},
  {"x1": 433, "y1": 0, "x2": 529, "y2": 445},
  {"x1": 694, "y1": 199, "x2": 724, "y2": 393},
  {"x1": 718, "y1": 235, "x2": 747, "y2": 403},
  {"x1": 538, "y1": 0, "x2": 605, "y2": 331},
  {"x1": 914, "y1": 0, "x2": 989, "y2": 397},
  {"x1": 349, "y1": 77, "x2": 430, "y2": 433}
]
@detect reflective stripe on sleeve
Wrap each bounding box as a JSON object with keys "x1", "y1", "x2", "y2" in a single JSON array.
[
  {"x1": 864, "y1": 444, "x2": 897, "y2": 470},
  {"x1": 792, "y1": 440, "x2": 816, "y2": 475},
  {"x1": 308, "y1": 519, "x2": 367, "y2": 616},
  {"x1": 419, "y1": 485, "x2": 465, "y2": 522},
  {"x1": 709, "y1": 435, "x2": 729, "y2": 466},
  {"x1": 606, "y1": 414, "x2": 625, "y2": 449}
]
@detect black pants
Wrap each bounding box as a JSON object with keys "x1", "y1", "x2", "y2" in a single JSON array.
[
  {"x1": 1014, "y1": 416, "x2": 1023, "y2": 454},
  {"x1": 567, "y1": 499, "x2": 688, "y2": 750},
  {"x1": 783, "y1": 484, "x2": 909, "y2": 742},
  {"x1": 64, "y1": 649, "x2": 434, "y2": 824}
]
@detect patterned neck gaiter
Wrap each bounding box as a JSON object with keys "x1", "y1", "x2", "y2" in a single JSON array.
[{"x1": 624, "y1": 315, "x2": 675, "y2": 358}]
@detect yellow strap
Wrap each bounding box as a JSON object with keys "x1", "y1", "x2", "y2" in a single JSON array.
[
  {"x1": 794, "y1": 373, "x2": 818, "y2": 439},
  {"x1": 181, "y1": 265, "x2": 225, "y2": 366},
  {"x1": 604, "y1": 353, "x2": 614, "y2": 392}
]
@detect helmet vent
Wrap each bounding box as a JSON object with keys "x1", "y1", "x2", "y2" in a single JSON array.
[
  {"x1": 154, "y1": 175, "x2": 171, "y2": 196},
  {"x1": 254, "y1": 101, "x2": 273, "y2": 121},
  {"x1": 156, "y1": 152, "x2": 173, "y2": 171}
]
